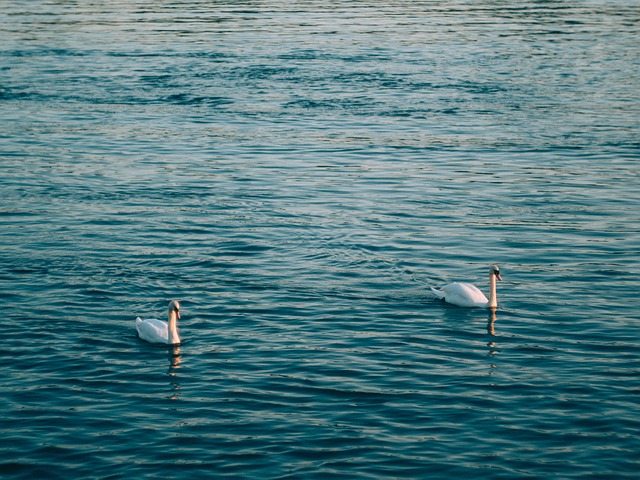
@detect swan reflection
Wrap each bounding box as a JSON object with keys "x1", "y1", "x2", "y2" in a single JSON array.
[
  {"x1": 168, "y1": 346, "x2": 182, "y2": 401},
  {"x1": 168, "y1": 345, "x2": 182, "y2": 375},
  {"x1": 487, "y1": 308, "x2": 499, "y2": 356},
  {"x1": 487, "y1": 308, "x2": 497, "y2": 336}
]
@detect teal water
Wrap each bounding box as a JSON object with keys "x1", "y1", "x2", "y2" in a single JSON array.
[{"x1": 1, "y1": 1, "x2": 639, "y2": 478}]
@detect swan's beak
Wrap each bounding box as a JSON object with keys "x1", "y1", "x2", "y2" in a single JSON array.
[
  {"x1": 176, "y1": 310, "x2": 181, "y2": 319},
  {"x1": 496, "y1": 273, "x2": 502, "y2": 281}
]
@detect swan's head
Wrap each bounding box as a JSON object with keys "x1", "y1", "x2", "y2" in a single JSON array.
[
  {"x1": 168, "y1": 300, "x2": 181, "y2": 319},
  {"x1": 490, "y1": 265, "x2": 502, "y2": 281}
]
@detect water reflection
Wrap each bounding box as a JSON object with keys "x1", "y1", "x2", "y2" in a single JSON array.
[
  {"x1": 487, "y1": 308, "x2": 499, "y2": 356},
  {"x1": 487, "y1": 308, "x2": 497, "y2": 336},
  {"x1": 168, "y1": 345, "x2": 182, "y2": 373},
  {"x1": 168, "y1": 346, "x2": 182, "y2": 401}
]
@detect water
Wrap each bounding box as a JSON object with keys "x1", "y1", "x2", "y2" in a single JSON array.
[{"x1": 1, "y1": 1, "x2": 639, "y2": 478}]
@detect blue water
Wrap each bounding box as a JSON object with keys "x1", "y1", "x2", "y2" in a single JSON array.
[{"x1": 1, "y1": 1, "x2": 639, "y2": 478}]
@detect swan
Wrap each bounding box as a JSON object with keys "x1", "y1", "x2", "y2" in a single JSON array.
[
  {"x1": 431, "y1": 265, "x2": 502, "y2": 308},
  {"x1": 136, "y1": 300, "x2": 182, "y2": 345}
]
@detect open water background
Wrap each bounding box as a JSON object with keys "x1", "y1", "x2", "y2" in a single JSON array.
[{"x1": 1, "y1": 1, "x2": 639, "y2": 478}]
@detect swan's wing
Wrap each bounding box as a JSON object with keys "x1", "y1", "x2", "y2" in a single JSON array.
[
  {"x1": 136, "y1": 317, "x2": 168, "y2": 344},
  {"x1": 440, "y1": 282, "x2": 488, "y2": 307}
]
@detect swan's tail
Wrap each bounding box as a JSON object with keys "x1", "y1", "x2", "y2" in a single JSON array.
[
  {"x1": 135, "y1": 317, "x2": 143, "y2": 338},
  {"x1": 431, "y1": 287, "x2": 445, "y2": 299}
]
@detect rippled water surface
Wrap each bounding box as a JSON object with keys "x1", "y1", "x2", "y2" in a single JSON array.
[{"x1": 1, "y1": 1, "x2": 639, "y2": 478}]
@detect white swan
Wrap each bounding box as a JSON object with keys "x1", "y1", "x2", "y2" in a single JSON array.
[
  {"x1": 431, "y1": 265, "x2": 502, "y2": 308},
  {"x1": 136, "y1": 300, "x2": 182, "y2": 345}
]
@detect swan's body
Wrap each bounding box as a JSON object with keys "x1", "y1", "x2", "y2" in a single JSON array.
[
  {"x1": 431, "y1": 265, "x2": 502, "y2": 308},
  {"x1": 136, "y1": 300, "x2": 181, "y2": 345}
]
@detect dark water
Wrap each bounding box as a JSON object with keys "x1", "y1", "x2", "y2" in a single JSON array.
[{"x1": 1, "y1": 1, "x2": 639, "y2": 478}]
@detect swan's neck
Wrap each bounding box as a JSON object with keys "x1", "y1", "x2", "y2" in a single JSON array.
[
  {"x1": 168, "y1": 310, "x2": 180, "y2": 345},
  {"x1": 488, "y1": 273, "x2": 498, "y2": 308}
]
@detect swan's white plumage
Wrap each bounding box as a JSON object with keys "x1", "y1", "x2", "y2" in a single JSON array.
[
  {"x1": 431, "y1": 265, "x2": 502, "y2": 308},
  {"x1": 431, "y1": 283, "x2": 489, "y2": 307},
  {"x1": 136, "y1": 317, "x2": 171, "y2": 343},
  {"x1": 135, "y1": 300, "x2": 181, "y2": 345}
]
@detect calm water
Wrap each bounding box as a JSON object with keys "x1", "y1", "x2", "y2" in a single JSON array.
[{"x1": 1, "y1": 1, "x2": 639, "y2": 478}]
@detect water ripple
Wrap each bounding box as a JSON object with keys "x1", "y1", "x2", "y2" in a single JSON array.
[{"x1": 2, "y1": 1, "x2": 640, "y2": 479}]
